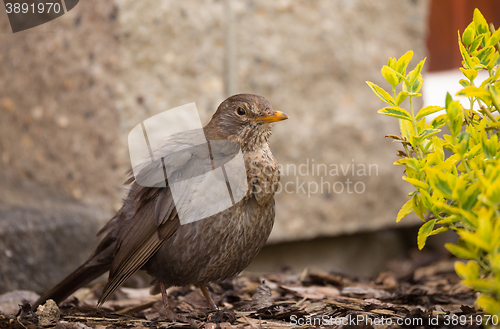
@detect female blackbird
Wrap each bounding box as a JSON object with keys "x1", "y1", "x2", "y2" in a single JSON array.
[{"x1": 32, "y1": 94, "x2": 288, "y2": 314}]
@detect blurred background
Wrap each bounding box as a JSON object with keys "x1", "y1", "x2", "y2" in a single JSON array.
[{"x1": 1, "y1": 0, "x2": 500, "y2": 294}]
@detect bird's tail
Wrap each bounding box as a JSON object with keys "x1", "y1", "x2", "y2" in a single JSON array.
[{"x1": 31, "y1": 261, "x2": 109, "y2": 311}]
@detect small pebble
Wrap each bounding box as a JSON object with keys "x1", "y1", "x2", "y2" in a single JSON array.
[{"x1": 36, "y1": 299, "x2": 60, "y2": 324}]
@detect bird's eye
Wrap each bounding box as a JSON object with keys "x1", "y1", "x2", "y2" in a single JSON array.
[{"x1": 236, "y1": 107, "x2": 246, "y2": 116}]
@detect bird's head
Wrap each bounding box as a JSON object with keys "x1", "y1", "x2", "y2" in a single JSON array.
[{"x1": 205, "y1": 94, "x2": 289, "y2": 151}]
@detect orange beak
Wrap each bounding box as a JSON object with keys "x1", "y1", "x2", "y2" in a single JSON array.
[{"x1": 254, "y1": 110, "x2": 289, "y2": 123}]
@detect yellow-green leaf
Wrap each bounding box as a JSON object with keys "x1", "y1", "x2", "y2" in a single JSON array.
[
  {"x1": 455, "y1": 260, "x2": 479, "y2": 280},
  {"x1": 396, "y1": 198, "x2": 413, "y2": 223},
  {"x1": 406, "y1": 58, "x2": 426, "y2": 85},
  {"x1": 395, "y1": 91, "x2": 408, "y2": 106},
  {"x1": 425, "y1": 167, "x2": 454, "y2": 198},
  {"x1": 486, "y1": 27, "x2": 500, "y2": 47},
  {"x1": 473, "y1": 8, "x2": 489, "y2": 35},
  {"x1": 387, "y1": 57, "x2": 397, "y2": 69},
  {"x1": 459, "y1": 32, "x2": 482, "y2": 70},
  {"x1": 402, "y1": 176, "x2": 429, "y2": 190},
  {"x1": 476, "y1": 295, "x2": 500, "y2": 316},
  {"x1": 417, "y1": 219, "x2": 436, "y2": 250},
  {"x1": 419, "y1": 190, "x2": 435, "y2": 212},
  {"x1": 431, "y1": 114, "x2": 447, "y2": 129},
  {"x1": 445, "y1": 243, "x2": 476, "y2": 259},
  {"x1": 461, "y1": 182, "x2": 480, "y2": 211},
  {"x1": 395, "y1": 157, "x2": 420, "y2": 171},
  {"x1": 489, "y1": 51, "x2": 500, "y2": 70},
  {"x1": 436, "y1": 214, "x2": 460, "y2": 225},
  {"x1": 396, "y1": 50, "x2": 413, "y2": 75},
  {"x1": 459, "y1": 79, "x2": 471, "y2": 88},
  {"x1": 456, "y1": 86, "x2": 491, "y2": 99},
  {"x1": 403, "y1": 74, "x2": 424, "y2": 95},
  {"x1": 366, "y1": 81, "x2": 397, "y2": 106},
  {"x1": 440, "y1": 203, "x2": 478, "y2": 228},
  {"x1": 481, "y1": 130, "x2": 498, "y2": 159},
  {"x1": 487, "y1": 83, "x2": 500, "y2": 112},
  {"x1": 430, "y1": 226, "x2": 449, "y2": 236},
  {"x1": 462, "y1": 279, "x2": 497, "y2": 293},
  {"x1": 453, "y1": 131, "x2": 471, "y2": 156},
  {"x1": 378, "y1": 107, "x2": 412, "y2": 121},
  {"x1": 413, "y1": 194, "x2": 426, "y2": 220},
  {"x1": 400, "y1": 119, "x2": 415, "y2": 144},
  {"x1": 486, "y1": 181, "x2": 500, "y2": 204},
  {"x1": 381, "y1": 65, "x2": 400, "y2": 87},
  {"x1": 459, "y1": 67, "x2": 478, "y2": 81},
  {"x1": 446, "y1": 100, "x2": 464, "y2": 137},
  {"x1": 469, "y1": 34, "x2": 484, "y2": 53},
  {"x1": 416, "y1": 129, "x2": 440, "y2": 141},
  {"x1": 458, "y1": 231, "x2": 490, "y2": 251},
  {"x1": 462, "y1": 23, "x2": 476, "y2": 47},
  {"x1": 415, "y1": 105, "x2": 444, "y2": 121},
  {"x1": 476, "y1": 46, "x2": 495, "y2": 67}
]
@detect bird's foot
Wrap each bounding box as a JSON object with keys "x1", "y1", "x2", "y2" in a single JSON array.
[{"x1": 159, "y1": 282, "x2": 200, "y2": 327}]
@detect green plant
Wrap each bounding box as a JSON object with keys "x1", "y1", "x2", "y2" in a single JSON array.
[{"x1": 367, "y1": 8, "x2": 500, "y2": 316}]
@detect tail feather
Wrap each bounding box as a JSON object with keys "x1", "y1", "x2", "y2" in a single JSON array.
[{"x1": 31, "y1": 261, "x2": 109, "y2": 311}]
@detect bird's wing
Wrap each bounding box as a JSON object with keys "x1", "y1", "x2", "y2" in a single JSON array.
[{"x1": 98, "y1": 129, "x2": 214, "y2": 305}]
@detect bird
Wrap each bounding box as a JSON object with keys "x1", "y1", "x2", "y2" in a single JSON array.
[{"x1": 32, "y1": 94, "x2": 289, "y2": 319}]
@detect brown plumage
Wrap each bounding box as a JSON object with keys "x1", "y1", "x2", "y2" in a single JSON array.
[{"x1": 32, "y1": 94, "x2": 288, "y2": 314}]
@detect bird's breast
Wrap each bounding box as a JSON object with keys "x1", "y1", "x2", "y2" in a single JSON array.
[
  {"x1": 244, "y1": 145, "x2": 280, "y2": 207},
  {"x1": 145, "y1": 190, "x2": 275, "y2": 287}
]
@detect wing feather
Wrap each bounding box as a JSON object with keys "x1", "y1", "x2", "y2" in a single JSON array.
[{"x1": 97, "y1": 129, "x2": 211, "y2": 305}]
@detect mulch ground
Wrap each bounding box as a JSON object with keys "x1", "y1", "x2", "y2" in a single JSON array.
[{"x1": 1, "y1": 251, "x2": 485, "y2": 328}]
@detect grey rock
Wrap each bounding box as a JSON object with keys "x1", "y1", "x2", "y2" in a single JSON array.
[
  {"x1": 0, "y1": 178, "x2": 108, "y2": 294},
  {"x1": 0, "y1": 290, "x2": 39, "y2": 315}
]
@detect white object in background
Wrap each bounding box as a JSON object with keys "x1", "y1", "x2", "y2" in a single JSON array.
[{"x1": 422, "y1": 69, "x2": 489, "y2": 122}]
